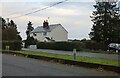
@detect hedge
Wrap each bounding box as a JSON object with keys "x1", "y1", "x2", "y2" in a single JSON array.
[
  {"x1": 37, "y1": 41, "x2": 108, "y2": 51},
  {"x1": 2, "y1": 41, "x2": 22, "y2": 50},
  {"x1": 24, "y1": 37, "x2": 38, "y2": 48},
  {"x1": 37, "y1": 42, "x2": 85, "y2": 51},
  {"x1": 83, "y1": 41, "x2": 108, "y2": 50}
]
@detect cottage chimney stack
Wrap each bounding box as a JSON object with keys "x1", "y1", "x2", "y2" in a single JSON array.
[{"x1": 43, "y1": 20, "x2": 49, "y2": 29}]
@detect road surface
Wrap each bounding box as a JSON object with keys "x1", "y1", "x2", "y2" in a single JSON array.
[
  {"x1": 2, "y1": 54, "x2": 118, "y2": 76},
  {"x1": 22, "y1": 48, "x2": 119, "y2": 60},
  {"x1": 0, "y1": 53, "x2": 2, "y2": 78}
]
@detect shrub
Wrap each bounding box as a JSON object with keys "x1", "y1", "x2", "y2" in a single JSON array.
[
  {"x1": 24, "y1": 37, "x2": 38, "y2": 48},
  {"x1": 2, "y1": 41, "x2": 22, "y2": 50},
  {"x1": 37, "y1": 41, "x2": 108, "y2": 51},
  {"x1": 37, "y1": 42, "x2": 85, "y2": 51},
  {"x1": 83, "y1": 40, "x2": 108, "y2": 50}
]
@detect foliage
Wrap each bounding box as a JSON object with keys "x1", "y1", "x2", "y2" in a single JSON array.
[
  {"x1": 37, "y1": 42, "x2": 85, "y2": 51},
  {"x1": 1, "y1": 17, "x2": 22, "y2": 50},
  {"x1": 83, "y1": 40, "x2": 108, "y2": 50},
  {"x1": 26, "y1": 21, "x2": 34, "y2": 37},
  {"x1": 37, "y1": 40, "x2": 108, "y2": 51},
  {"x1": 2, "y1": 41, "x2": 22, "y2": 50},
  {"x1": 24, "y1": 36, "x2": 38, "y2": 48},
  {"x1": 24, "y1": 21, "x2": 36, "y2": 48},
  {"x1": 89, "y1": 1, "x2": 120, "y2": 44}
]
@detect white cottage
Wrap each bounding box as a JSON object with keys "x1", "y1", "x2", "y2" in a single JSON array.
[{"x1": 30, "y1": 21, "x2": 68, "y2": 42}]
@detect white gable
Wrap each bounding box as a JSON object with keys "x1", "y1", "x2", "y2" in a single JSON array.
[{"x1": 30, "y1": 24, "x2": 68, "y2": 42}]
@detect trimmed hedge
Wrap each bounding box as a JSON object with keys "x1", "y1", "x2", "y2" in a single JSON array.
[
  {"x1": 24, "y1": 37, "x2": 38, "y2": 48},
  {"x1": 37, "y1": 42, "x2": 85, "y2": 51},
  {"x1": 2, "y1": 41, "x2": 22, "y2": 50},
  {"x1": 37, "y1": 41, "x2": 108, "y2": 51},
  {"x1": 83, "y1": 41, "x2": 108, "y2": 50}
]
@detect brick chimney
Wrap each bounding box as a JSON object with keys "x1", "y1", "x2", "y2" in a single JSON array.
[{"x1": 43, "y1": 20, "x2": 49, "y2": 29}]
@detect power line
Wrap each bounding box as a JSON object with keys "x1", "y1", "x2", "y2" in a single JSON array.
[
  {"x1": 10, "y1": 0, "x2": 68, "y2": 19},
  {"x1": 3, "y1": 7, "x2": 38, "y2": 17}
]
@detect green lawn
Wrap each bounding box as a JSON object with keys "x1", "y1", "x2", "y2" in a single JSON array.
[{"x1": 15, "y1": 50, "x2": 119, "y2": 67}]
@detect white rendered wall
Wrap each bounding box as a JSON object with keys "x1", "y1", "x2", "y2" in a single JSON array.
[
  {"x1": 30, "y1": 25, "x2": 68, "y2": 42},
  {"x1": 49, "y1": 26, "x2": 68, "y2": 41}
]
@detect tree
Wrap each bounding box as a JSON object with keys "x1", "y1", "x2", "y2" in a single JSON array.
[
  {"x1": 1, "y1": 17, "x2": 22, "y2": 50},
  {"x1": 24, "y1": 21, "x2": 37, "y2": 48},
  {"x1": 8, "y1": 20, "x2": 17, "y2": 29},
  {"x1": 89, "y1": 1, "x2": 120, "y2": 44},
  {"x1": 26, "y1": 21, "x2": 34, "y2": 37},
  {"x1": 24, "y1": 36, "x2": 37, "y2": 48},
  {"x1": 0, "y1": 17, "x2": 7, "y2": 29}
]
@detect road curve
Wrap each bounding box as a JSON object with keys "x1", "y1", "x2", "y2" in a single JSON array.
[{"x1": 2, "y1": 54, "x2": 118, "y2": 76}]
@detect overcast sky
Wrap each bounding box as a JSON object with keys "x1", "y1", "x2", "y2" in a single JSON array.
[{"x1": 1, "y1": 0, "x2": 98, "y2": 40}]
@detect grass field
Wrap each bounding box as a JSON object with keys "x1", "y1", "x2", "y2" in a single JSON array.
[{"x1": 14, "y1": 50, "x2": 119, "y2": 67}]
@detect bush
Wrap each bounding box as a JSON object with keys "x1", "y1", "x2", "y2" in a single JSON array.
[
  {"x1": 37, "y1": 41, "x2": 108, "y2": 51},
  {"x1": 2, "y1": 41, "x2": 22, "y2": 50},
  {"x1": 37, "y1": 42, "x2": 85, "y2": 51},
  {"x1": 24, "y1": 37, "x2": 38, "y2": 48},
  {"x1": 83, "y1": 40, "x2": 108, "y2": 50}
]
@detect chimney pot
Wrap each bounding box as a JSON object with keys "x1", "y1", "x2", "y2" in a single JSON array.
[{"x1": 43, "y1": 20, "x2": 49, "y2": 29}]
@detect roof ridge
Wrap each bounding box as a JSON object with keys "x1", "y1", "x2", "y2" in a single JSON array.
[
  {"x1": 38, "y1": 23, "x2": 61, "y2": 27},
  {"x1": 49, "y1": 23, "x2": 61, "y2": 25},
  {"x1": 31, "y1": 24, "x2": 61, "y2": 33}
]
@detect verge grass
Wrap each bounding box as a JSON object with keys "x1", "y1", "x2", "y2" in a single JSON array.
[
  {"x1": 80, "y1": 49, "x2": 119, "y2": 54},
  {"x1": 14, "y1": 50, "x2": 119, "y2": 67}
]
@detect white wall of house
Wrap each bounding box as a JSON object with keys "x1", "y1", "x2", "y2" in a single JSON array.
[
  {"x1": 48, "y1": 25, "x2": 68, "y2": 41},
  {"x1": 30, "y1": 33, "x2": 44, "y2": 41},
  {"x1": 30, "y1": 25, "x2": 68, "y2": 42}
]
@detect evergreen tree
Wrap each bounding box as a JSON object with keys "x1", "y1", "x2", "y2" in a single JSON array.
[
  {"x1": 26, "y1": 21, "x2": 34, "y2": 37},
  {"x1": 1, "y1": 17, "x2": 22, "y2": 50},
  {"x1": 9, "y1": 20, "x2": 17, "y2": 29},
  {"x1": 89, "y1": 1, "x2": 120, "y2": 44},
  {"x1": 0, "y1": 17, "x2": 7, "y2": 29},
  {"x1": 25, "y1": 21, "x2": 37, "y2": 48}
]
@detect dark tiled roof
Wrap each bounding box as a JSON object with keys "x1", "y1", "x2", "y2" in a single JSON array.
[{"x1": 31, "y1": 24, "x2": 61, "y2": 33}]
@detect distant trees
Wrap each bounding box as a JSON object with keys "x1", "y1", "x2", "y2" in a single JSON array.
[
  {"x1": 26, "y1": 21, "x2": 34, "y2": 37},
  {"x1": 24, "y1": 21, "x2": 37, "y2": 48},
  {"x1": 89, "y1": 1, "x2": 120, "y2": 44},
  {"x1": 1, "y1": 17, "x2": 22, "y2": 50}
]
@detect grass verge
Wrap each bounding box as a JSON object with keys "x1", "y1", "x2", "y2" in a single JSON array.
[
  {"x1": 14, "y1": 50, "x2": 119, "y2": 67},
  {"x1": 80, "y1": 49, "x2": 119, "y2": 54}
]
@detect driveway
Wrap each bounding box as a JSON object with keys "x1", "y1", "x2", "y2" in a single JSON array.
[{"x1": 22, "y1": 48, "x2": 119, "y2": 60}]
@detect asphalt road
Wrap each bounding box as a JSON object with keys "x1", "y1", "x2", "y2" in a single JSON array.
[
  {"x1": 2, "y1": 54, "x2": 118, "y2": 76},
  {"x1": 0, "y1": 53, "x2": 2, "y2": 78},
  {"x1": 22, "y1": 48, "x2": 119, "y2": 60}
]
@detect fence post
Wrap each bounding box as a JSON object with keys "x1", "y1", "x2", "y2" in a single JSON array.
[
  {"x1": 6, "y1": 45, "x2": 10, "y2": 52},
  {"x1": 73, "y1": 49, "x2": 76, "y2": 60}
]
